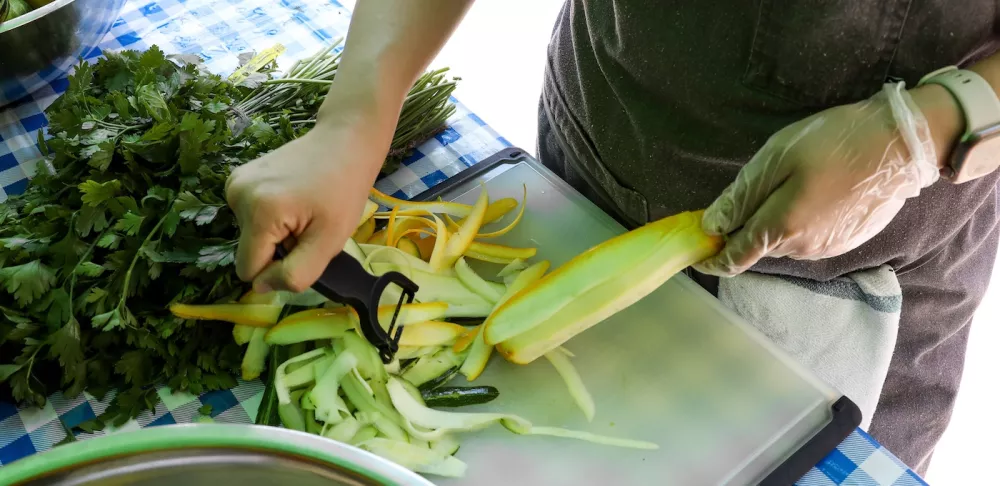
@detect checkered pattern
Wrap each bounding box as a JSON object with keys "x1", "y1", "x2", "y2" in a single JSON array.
[
  {"x1": 0, "y1": 380, "x2": 264, "y2": 465},
  {"x1": 796, "y1": 430, "x2": 928, "y2": 486},
  {"x1": 0, "y1": 0, "x2": 924, "y2": 484}
]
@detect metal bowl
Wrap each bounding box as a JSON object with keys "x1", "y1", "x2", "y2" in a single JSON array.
[
  {"x1": 0, "y1": 423, "x2": 437, "y2": 486},
  {"x1": 0, "y1": 0, "x2": 125, "y2": 107}
]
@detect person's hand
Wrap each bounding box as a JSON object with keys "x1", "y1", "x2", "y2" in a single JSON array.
[
  {"x1": 225, "y1": 116, "x2": 388, "y2": 293},
  {"x1": 694, "y1": 82, "x2": 956, "y2": 277}
]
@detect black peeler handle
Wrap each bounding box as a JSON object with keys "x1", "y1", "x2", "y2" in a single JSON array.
[{"x1": 273, "y1": 245, "x2": 418, "y2": 363}]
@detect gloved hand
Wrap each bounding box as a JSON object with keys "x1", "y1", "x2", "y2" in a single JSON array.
[
  {"x1": 694, "y1": 82, "x2": 944, "y2": 277},
  {"x1": 225, "y1": 114, "x2": 391, "y2": 293}
]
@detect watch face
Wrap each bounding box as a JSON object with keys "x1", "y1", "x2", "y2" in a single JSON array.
[{"x1": 953, "y1": 123, "x2": 1000, "y2": 183}]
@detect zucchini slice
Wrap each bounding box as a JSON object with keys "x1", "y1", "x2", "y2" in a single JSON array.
[
  {"x1": 358, "y1": 438, "x2": 467, "y2": 478},
  {"x1": 387, "y1": 377, "x2": 657, "y2": 449},
  {"x1": 241, "y1": 328, "x2": 270, "y2": 380},
  {"x1": 544, "y1": 347, "x2": 595, "y2": 422},
  {"x1": 454, "y1": 257, "x2": 504, "y2": 303},
  {"x1": 403, "y1": 348, "x2": 466, "y2": 388},
  {"x1": 422, "y1": 386, "x2": 500, "y2": 408}
]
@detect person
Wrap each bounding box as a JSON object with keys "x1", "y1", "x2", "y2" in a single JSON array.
[{"x1": 225, "y1": 0, "x2": 1000, "y2": 475}]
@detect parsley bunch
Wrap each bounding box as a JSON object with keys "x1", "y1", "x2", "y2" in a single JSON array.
[
  {"x1": 232, "y1": 39, "x2": 458, "y2": 173},
  {"x1": 0, "y1": 45, "x2": 456, "y2": 429}
]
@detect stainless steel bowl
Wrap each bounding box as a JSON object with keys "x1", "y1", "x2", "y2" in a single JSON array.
[
  {"x1": 0, "y1": 0, "x2": 125, "y2": 107},
  {"x1": 0, "y1": 423, "x2": 437, "y2": 486}
]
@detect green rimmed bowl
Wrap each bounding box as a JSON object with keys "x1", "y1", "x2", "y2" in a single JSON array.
[{"x1": 0, "y1": 423, "x2": 436, "y2": 486}]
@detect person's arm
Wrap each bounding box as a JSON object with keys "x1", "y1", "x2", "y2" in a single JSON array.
[
  {"x1": 694, "y1": 51, "x2": 1000, "y2": 277},
  {"x1": 319, "y1": 0, "x2": 475, "y2": 161},
  {"x1": 226, "y1": 0, "x2": 474, "y2": 293}
]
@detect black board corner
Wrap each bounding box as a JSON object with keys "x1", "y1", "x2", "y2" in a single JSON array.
[
  {"x1": 759, "y1": 395, "x2": 863, "y2": 485},
  {"x1": 413, "y1": 146, "x2": 529, "y2": 202}
]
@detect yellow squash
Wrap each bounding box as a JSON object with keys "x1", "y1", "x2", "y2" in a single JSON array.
[{"x1": 488, "y1": 211, "x2": 722, "y2": 364}]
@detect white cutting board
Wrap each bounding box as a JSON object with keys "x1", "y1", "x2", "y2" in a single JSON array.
[{"x1": 424, "y1": 156, "x2": 841, "y2": 486}]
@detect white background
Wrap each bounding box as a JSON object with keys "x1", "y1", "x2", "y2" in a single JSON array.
[{"x1": 346, "y1": 0, "x2": 999, "y2": 482}]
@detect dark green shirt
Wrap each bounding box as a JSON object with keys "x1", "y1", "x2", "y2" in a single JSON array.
[{"x1": 539, "y1": 0, "x2": 1000, "y2": 473}]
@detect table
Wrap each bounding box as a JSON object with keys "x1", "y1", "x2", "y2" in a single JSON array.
[{"x1": 0, "y1": 1, "x2": 929, "y2": 484}]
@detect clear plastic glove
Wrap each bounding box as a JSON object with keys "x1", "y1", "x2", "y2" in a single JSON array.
[
  {"x1": 694, "y1": 82, "x2": 941, "y2": 277},
  {"x1": 225, "y1": 116, "x2": 389, "y2": 293}
]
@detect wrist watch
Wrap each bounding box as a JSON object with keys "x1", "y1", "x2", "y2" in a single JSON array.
[{"x1": 917, "y1": 66, "x2": 1000, "y2": 184}]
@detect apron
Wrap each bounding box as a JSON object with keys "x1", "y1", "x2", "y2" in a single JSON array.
[{"x1": 537, "y1": 0, "x2": 1000, "y2": 475}]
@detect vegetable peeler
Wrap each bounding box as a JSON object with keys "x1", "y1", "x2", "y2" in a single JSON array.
[{"x1": 273, "y1": 245, "x2": 418, "y2": 363}]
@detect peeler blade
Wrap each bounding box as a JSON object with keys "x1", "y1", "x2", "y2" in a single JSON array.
[{"x1": 273, "y1": 244, "x2": 419, "y2": 363}]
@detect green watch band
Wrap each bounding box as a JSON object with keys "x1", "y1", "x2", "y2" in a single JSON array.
[
  {"x1": 918, "y1": 66, "x2": 1000, "y2": 135},
  {"x1": 917, "y1": 66, "x2": 1000, "y2": 181}
]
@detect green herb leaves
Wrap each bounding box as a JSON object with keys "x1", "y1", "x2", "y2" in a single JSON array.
[
  {"x1": 0, "y1": 261, "x2": 57, "y2": 306},
  {"x1": 0, "y1": 48, "x2": 248, "y2": 423},
  {"x1": 174, "y1": 192, "x2": 222, "y2": 226},
  {"x1": 114, "y1": 212, "x2": 146, "y2": 236},
  {"x1": 137, "y1": 84, "x2": 172, "y2": 122},
  {"x1": 79, "y1": 180, "x2": 122, "y2": 207},
  {"x1": 178, "y1": 114, "x2": 218, "y2": 174},
  {"x1": 197, "y1": 242, "x2": 238, "y2": 272}
]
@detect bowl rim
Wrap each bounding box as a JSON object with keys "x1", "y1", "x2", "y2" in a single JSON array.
[
  {"x1": 0, "y1": 423, "x2": 437, "y2": 485},
  {"x1": 0, "y1": 0, "x2": 77, "y2": 34}
]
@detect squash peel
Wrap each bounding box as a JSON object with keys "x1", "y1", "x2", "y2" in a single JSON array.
[
  {"x1": 368, "y1": 216, "x2": 435, "y2": 245},
  {"x1": 385, "y1": 206, "x2": 400, "y2": 248},
  {"x1": 242, "y1": 328, "x2": 270, "y2": 380},
  {"x1": 360, "y1": 200, "x2": 379, "y2": 226},
  {"x1": 465, "y1": 241, "x2": 536, "y2": 263},
  {"x1": 379, "y1": 302, "x2": 450, "y2": 329},
  {"x1": 359, "y1": 243, "x2": 439, "y2": 275},
  {"x1": 458, "y1": 327, "x2": 492, "y2": 381},
  {"x1": 352, "y1": 216, "x2": 377, "y2": 247},
  {"x1": 370, "y1": 262, "x2": 493, "y2": 318},
  {"x1": 370, "y1": 188, "x2": 473, "y2": 218},
  {"x1": 169, "y1": 303, "x2": 283, "y2": 328},
  {"x1": 409, "y1": 232, "x2": 437, "y2": 261},
  {"x1": 396, "y1": 237, "x2": 421, "y2": 259},
  {"x1": 453, "y1": 325, "x2": 479, "y2": 353},
  {"x1": 475, "y1": 185, "x2": 527, "y2": 239},
  {"x1": 480, "y1": 260, "x2": 550, "y2": 345},
  {"x1": 399, "y1": 321, "x2": 468, "y2": 347},
  {"x1": 446, "y1": 197, "x2": 518, "y2": 233},
  {"x1": 433, "y1": 187, "x2": 489, "y2": 272},
  {"x1": 490, "y1": 211, "x2": 723, "y2": 363},
  {"x1": 265, "y1": 302, "x2": 449, "y2": 345},
  {"x1": 390, "y1": 229, "x2": 437, "y2": 262},
  {"x1": 265, "y1": 307, "x2": 354, "y2": 345},
  {"x1": 483, "y1": 197, "x2": 520, "y2": 223},
  {"x1": 421, "y1": 213, "x2": 450, "y2": 271},
  {"x1": 231, "y1": 289, "x2": 287, "y2": 344},
  {"x1": 462, "y1": 259, "x2": 549, "y2": 381},
  {"x1": 454, "y1": 256, "x2": 504, "y2": 303}
]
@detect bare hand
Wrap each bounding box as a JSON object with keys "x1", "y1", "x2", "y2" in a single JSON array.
[{"x1": 226, "y1": 119, "x2": 386, "y2": 292}]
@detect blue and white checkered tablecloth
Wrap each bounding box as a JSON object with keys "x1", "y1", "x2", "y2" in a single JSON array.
[{"x1": 0, "y1": 1, "x2": 928, "y2": 485}]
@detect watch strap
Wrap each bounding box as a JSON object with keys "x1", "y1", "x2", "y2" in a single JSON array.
[{"x1": 917, "y1": 66, "x2": 1000, "y2": 136}]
